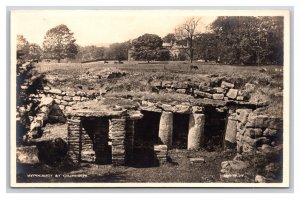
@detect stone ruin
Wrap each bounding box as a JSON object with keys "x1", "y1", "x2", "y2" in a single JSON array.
[{"x1": 16, "y1": 62, "x2": 284, "y2": 182}]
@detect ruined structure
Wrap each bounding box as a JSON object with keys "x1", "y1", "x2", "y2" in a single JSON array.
[{"x1": 16, "y1": 63, "x2": 283, "y2": 184}]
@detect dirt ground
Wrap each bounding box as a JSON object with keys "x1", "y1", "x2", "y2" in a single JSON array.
[{"x1": 17, "y1": 148, "x2": 236, "y2": 183}]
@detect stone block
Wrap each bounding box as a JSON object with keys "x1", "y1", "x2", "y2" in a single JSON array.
[
  {"x1": 63, "y1": 96, "x2": 72, "y2": 102},
  {"x1": 66, "y1": 91, "x2": 76, "y2": 97},
  {"x1": 245, "y1": 83, "x2": 256, "y2": 92},
  {"x1": 212, "y1": 93, "x2": 224, "y2": 100},
  {"x1": 194, "y1": 90, "x2": 213, "y2": 99},
  {"x1": 263, "y1": 128, "x2": 279, "y2": 137},
  {"x1": 60, "y1": 100, "x2": 68, "y2": 106},
  {"x1": 16, "y1": 146, "x2": 39, "y2": 164},
  {"x1": 226, "y1": 89, "x2": 238, "y2": 99},
  {"x1": 55, "y1": 95, "x2": 62, "y2": 100},
  {"x1": 48, "y1": 88, "x2": 62, "y2": 95},
  {"x1": 244, "y1": 128, "x2": 263, "y2": 138},
  {"x1": 214, "y1": 87, "x2": 225, "y2": 94},
  {"x1": 73, "y1": 96, "x2": 81, "y2": 101},
  {"x1": 236, "y1": 96, "x2": 244, "y2": 101},
  {"x1": 221, "y1": 81, "x2": 234, "y2": 89},
  {"x1": 176, "y1": 89, "x2": 186, "y2": 94},
  {"x1": 76, "y1": 91, "x2": 86, "y2": 97},
  {"x1": 151, "y1": 80, "x2": 162, "y2": 87},
  {"x1": 236, "y1": 109, "x2": 252, "y2": 124},
  {"x1": 162, "y1": 81, "x2": 172, "y2": 88},
  {"x1": 225, "y1": 118, "x2": 237, "y2": 143},
  {"x1": 189, "y1": 157, "x2": 205, "y2": 165}
]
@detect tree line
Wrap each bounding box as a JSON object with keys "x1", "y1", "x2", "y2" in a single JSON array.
[{"x1": 17, "y1": 16, "x2": 283, "y2": 65}]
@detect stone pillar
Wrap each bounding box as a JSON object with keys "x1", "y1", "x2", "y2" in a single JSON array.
[
  {"x1": 109, "y1": 118, "x2": 126, "y2": 166},
  {"x1": 94, "y1": 118, "x2": 110, "y2": 164},
  {"x1": 158, "y1": 111, "x2": 173, "y2": 148},
  {"x1": 67, "y1": 117, "x2": 82, "y2": 164},
  {"x1": 224, "y1": 115, "x2": 238, "y2": 143},
  {"x1": 125, "y1": 119, "x2": 135, "y2": 165},
  {"x1": 188, "y1": 113, "x2": 205, "y2": 150}
]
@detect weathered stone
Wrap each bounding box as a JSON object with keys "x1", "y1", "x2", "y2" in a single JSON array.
[
  {"x1": 39, "y1": 96, "x2": 54, "y2": 107},
  {"x1": 154, "y1": 145, "x2": 168, "y2": 164},
  {"x1": 220, "y1": 160, "x2": 249, "y2": 182},
  {"x1": 212, "y1": 93, "x2": 224, "y2": 100},
  {"x1": 44, "y1": 86, "x2": 51, "y2": 91},
  {"x1": 189, "y1": 157, "x2": 205, "y2": 165},
  {"x1": 73, "y1": 96, "x2": 81, "y2": 101},
  {"x1": 159, "y1": 112, "x2": 173, "y2": 147},
  {"x1": 176, "y1": 89, "x2": 186, "y2": 94},
  {"x1": 263, "y1": 128, "x2": 279, "y2": 137},
  {"x1": 260, "y1": 144, "x2": 278, "y2": 155},
  {"x1": 162, "y1": 81, "x2": 172, "y2": 88},
  {"x1": 58, "y1": 105, "x2": 65, "y2": 110},
  {"x1": 194, "y1": 90, "x2": 213, "y2": 99},
  {"x1": 192, "y1": 106, "x2": 204, "y2": 113},
  {"x1": 255, "y1": 175, "x2": 267, "y2": 183},
  {"x1": 188, "y1": 113, "x2": 205, "y2": 150},
  {"x1": 245, "y1": 83, "x2": 256, "y2": 92},
  {"x1": 60, "y1": 100, "x2": 68, "y2": 106},
  {"x1": 63, "y1": 96, "x2": 72, "y2": 102},
  {"x1": 76, "y1": 91, "x2": 86, "y2": 97},
  {"x1": 66, "y1": 91, "x2": 76, "y2": 97},
  {"x1": 244, "y1": 128, "x2": 263, "y2": 138},
  {"x1": 214, "y1": 87, "x2": 224, "y2": 94},
  {"x1": 173, "y1": 104, "x2": 191, "y2": 113},
  {"x1": 236, "y1": 96, "x2": 244, "y2": 101},
  {"x1": 226, "y1": 89, "x2": 238, "y2": 99},
  {"x1": 245, "y1": 114, "x2": 282, "y2": 128},
  {"x1": 236, "y1": 109, "x2": 252, "y2": 124},
  {"x1": 221, "y1": 81, "x2": 234, "y2": 89},
  {"x1": 48, "y1": 88, "x2": 62, "y2": 95},
  {"x1": 174, "y1": 81, "x2": 189, "y2": 89},
  {"x1": 151, "y1": 80, "x2": 162, "y2": 87},
  {"x1": 16, "y1": 146, "x2": 39, "y2": 164},
  {"x1": 54, "y1": 99, "x2": 61, "y2": 104},
  {"x1": 225, "y1": 117, "x2": 237, "y2": 143}
]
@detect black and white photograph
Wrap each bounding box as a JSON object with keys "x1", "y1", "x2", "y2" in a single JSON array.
[{"x1": 10, "y1": 9, "x2": 290, "y2": 187}]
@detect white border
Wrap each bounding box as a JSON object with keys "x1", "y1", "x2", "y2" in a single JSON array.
[{"x1": 10, "y1": 8, "x2": 290, "y2": 188}]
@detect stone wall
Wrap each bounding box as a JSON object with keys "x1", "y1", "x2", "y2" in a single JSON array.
[{"x1": 221, "y1": 109, "x2": 284, "y2": 183}]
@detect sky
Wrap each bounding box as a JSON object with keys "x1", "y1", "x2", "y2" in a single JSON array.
[{"x1": 11, "y1": 10, "x2": 217, "y2": 47}]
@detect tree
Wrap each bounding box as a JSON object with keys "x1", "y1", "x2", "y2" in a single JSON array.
[
  {"x1": 175, "y1": 17, "x2": 202, "y2": 63},
  {"x1": 194, "y1": 33, "x2": 219, "y2": 61},
  {"x1": 163, "y1": 33, "x2": 176, "y2": 44},
  {"x1": 107, "y1": 41, "x2": 131, "y2": 61},
  {"x1": 17, "y1": 35, "x2": 29, "y2": 59},
  {"x1": 210, "y1": 16, "x2": 283, "y2": 65},
  {"x1": 43, "y1": 24, "x2": 78, "y2": 63},
  {"x1": 131, "y1": 34, "x2": 164, "y2": 62},
  {"x1": 28, "y1": 43, "x2": 43, "y2": 61}
]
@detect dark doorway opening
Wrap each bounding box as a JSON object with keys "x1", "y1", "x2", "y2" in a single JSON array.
[
  {"x1": 203, "y1": 107, "x2": 227, "y2": 151},
  {"x1": 81, "y1": 117, "x2": 111, "y2": 164},
  {"x1": 172, "y1": 113, "x2": 189, "y2": 149},
  {"x1": 132, "y1": 110, "x2": 161, "y2": 167}
]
